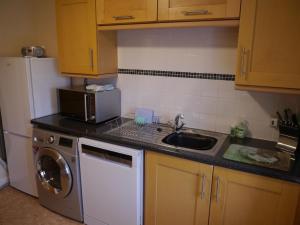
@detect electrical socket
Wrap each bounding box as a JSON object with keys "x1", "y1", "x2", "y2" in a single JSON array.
[{"x1": 271, "y1": 118, "x2": 278, "y2": 128}]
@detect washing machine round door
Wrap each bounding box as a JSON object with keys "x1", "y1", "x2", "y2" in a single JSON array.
[{"x1": 36, "y1": 147, "x2": 72, "y2": 198}]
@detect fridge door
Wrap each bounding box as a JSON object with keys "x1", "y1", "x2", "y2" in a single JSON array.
[
  {"x1": 0, "y1": 57, "x2": 33, "y2": 137},
  {"x1": 29, "y1": 58, "x2": 70, "y2": 118},
  {"x1": 4, "y1": 131, "x2": 38, "y2": 197}
]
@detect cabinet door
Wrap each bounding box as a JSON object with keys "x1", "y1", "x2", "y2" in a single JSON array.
[
  {"x1": 209, "y1": 167, "x2": 300, "y2": 225},
  {"x1": 56, "y1": 0, "x2": 98, "y2": 75},
  {"x1": 97, "y1": 0, "x2": 157, "y2": 25},
  {"x1": 145, "y1": 151, "x2": 213, "y2": 225},
  {"x1": 158, "y1": 0, "x2": 241, "y2": 21},
  {"x1": 236, "y1": 0, "x2": 300, "y2": 89}
]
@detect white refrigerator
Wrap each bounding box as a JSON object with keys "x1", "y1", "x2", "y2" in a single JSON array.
[{"x1": 0, "y1": 57, "x2": 70, "y2": 196}]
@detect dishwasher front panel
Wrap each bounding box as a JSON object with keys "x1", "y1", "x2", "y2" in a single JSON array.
[{"x1": 79, "y1": 138, "x2": 143, "y2": 225}]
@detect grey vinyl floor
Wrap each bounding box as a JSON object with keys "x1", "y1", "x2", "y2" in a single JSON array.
[{"x1": 0, "y1": 186, "x2": 82, "y2": 225}]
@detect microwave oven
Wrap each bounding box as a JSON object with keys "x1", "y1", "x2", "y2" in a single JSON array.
[{"x1": 58, "y1": 86, "x2": 121, "y2": 124}]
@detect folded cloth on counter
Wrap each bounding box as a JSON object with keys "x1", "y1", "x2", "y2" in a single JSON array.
[{"x1": 86, "y1": 84, "x2": 115, "y2": 92}]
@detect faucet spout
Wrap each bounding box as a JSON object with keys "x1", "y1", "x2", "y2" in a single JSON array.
[{"x1": 174, "y1": 113, "x2": 185, "y2": 132}]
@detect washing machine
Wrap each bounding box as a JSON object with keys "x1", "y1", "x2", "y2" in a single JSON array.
[{"x1": 32, "y1": 128, "x2": 83, "y2": 222}]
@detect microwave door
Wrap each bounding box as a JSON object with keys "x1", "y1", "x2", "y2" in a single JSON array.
[{"x1": 59, "y1": 90, "x2": 88, "y2": 121}]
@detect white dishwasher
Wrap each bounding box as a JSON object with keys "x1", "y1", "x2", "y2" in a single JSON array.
[{"x1": 79, "y1": 138, "x2": 143, "y2": 225}]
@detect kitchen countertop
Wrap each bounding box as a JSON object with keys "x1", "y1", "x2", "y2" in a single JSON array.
[{"x1": 31, "y1": 114, "x2": 300, "y2": 184}]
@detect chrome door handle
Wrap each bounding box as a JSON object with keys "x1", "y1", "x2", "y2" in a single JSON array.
[
  {"x1": 240, "y1": 47, "x2": 249, "y2": 79},
  {"x1": 113, "y1": 15, "x2": 135, "y2": 20},
  {"x1": 200, "y1": 174, "x2": 206, "y2": 199},
  {"x1": 215, "y1": 176, "x2": 220, "y2": 203},
  {"x1": 89, "y1": 48, "x2": 94, "y2": 71},
  {"x1": 84, "y1": 94, "x2": 88, "y2": 122},
  {"x1": 182, "y1": 10, "x2": 209, "y2": 16}
]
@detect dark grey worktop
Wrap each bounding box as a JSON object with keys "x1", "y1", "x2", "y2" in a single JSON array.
[{"x1": 31, "y1": 114, "x2": 300, "y2": 184}]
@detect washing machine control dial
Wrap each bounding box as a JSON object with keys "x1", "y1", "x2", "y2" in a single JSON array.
[{"x1": 48, "y1": 136, "x2": 55, "y2": 144}]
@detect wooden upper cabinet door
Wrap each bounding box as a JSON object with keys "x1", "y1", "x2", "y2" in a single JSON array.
[
  {"x1": 96, "y1": 0, "x2": 157, "y2": 25},
  {"x1": 145, "y1": 151, "x2": 213, "y2": 225},
  {"x1": 209, "y1": 167, "x2": 300, "y2": 225},
  {"x1": 158, "y1": 0, "x2": 241, "y2": 21},
  {"x1": 236, "y1": 0, "x2": 300, "y2": 89},
  {"x1": 56, "y1": 0, "x2": 99, "y2": 75}
]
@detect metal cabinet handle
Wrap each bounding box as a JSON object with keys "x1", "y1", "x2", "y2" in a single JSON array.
[
  {"x1": 113, "y1": 15, "x2": 135, "y2": 20},
  {"x1": 84, "y1": 94, "x2": 88, "y2": 122},
  {"x1": 200, "y1": 174, "x2": 206, "y2": 199},
  {"x1": 89, "y1": 48, "x2": 94, "y2": 71},
  {"x1": 182, "y1": 10, "x2": 209, "y2": 16},
  {"x1": 240, "y1": 47, "x2": 249, "y2": 79},
  {"x1": 215, "y1": 176, "x2": 220, "y2": 203}
]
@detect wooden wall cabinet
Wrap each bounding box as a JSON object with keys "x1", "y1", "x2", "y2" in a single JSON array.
[
  {"x1": 145, "y1": 152, "x2": 300, "y2": 225},
  {"x1": 236, "y1": 0, "x2": 300, "y2": 91},
  {"x1": 145, "y1": 151, "x2": 213, "y2": 225},
  {"x1": 56, "y1": 0, "x2": 117, "y2": 76},
  {"x1": 158, "y1": 0, "x2": 241, "y2": 22},
  {"x1": 96, "y1": 0, "x2": 157, "y2": 25},
  {"x1": 96, "y1": 0, "x2": 241, "y2": 28},
  {"x1": 209, "y1": 167, "x2": 299, "y2": 225}
]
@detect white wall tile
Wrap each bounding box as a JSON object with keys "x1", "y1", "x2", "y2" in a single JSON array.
[
  {"x1": 118, "y1": 27, "x2": 238, "y2": 74},
  {"x1": 116, "y1": 27, "x2": 300, "y2": 142}
]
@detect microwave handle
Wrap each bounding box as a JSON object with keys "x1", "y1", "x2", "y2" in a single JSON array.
[{"x1": 84, "y1": 94, "x2": 88, "y2": 122}]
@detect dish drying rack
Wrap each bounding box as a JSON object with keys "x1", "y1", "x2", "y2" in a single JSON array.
[{"x1": 105, "y1": 119, "x2": 171, "y2": 144}]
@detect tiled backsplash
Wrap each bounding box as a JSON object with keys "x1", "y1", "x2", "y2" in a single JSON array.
[
  {"x1": 116, "y1": 27, "x2": 300, "y2": 141},
  {"x1": 118, "y1": 69, "x2": 235, "y2": 81}
]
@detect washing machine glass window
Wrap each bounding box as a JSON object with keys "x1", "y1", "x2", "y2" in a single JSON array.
[{"x1": 36, "y1": 147, "x2": 72, "y2": 198}]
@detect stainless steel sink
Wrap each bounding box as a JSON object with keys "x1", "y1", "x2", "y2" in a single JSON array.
[
  {"x1": 162, "y1": 132, "x2": 218, "y2": 151},
  {"x1": 105, "y1": 120, "x2": 227, "y2": 156},
  {"x1": 158, "y1": 128, "x2": 227, "y2": 156}
]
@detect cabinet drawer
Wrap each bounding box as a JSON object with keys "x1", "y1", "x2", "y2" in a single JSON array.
[
  {"x1": 158, "y1": 0, "x2": 241, "y2": 21},
  {"x1": 97, "y1": 0, "x2": 157, "y2": 25}
]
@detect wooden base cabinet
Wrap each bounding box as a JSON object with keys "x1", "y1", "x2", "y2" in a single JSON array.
[
  {"x1": 56, "y1": 0, "x2": 117, "y2": 76},
  {"x1": 236, "y1": 0, "x2": 300, "y2": 91},
  {"x1": 145, "y1": 151, "x2": 213, "y2": 225},
  {"x1": 209, "y1": 167, "x2": 300, "y2": 225},
  {"x1": 145, "y1": 153, "x2": 300, "y2": 225}
]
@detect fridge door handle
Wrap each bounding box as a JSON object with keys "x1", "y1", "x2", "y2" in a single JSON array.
[
  {"x1": 84, "y1": 94, "x2": 88, "y2": 122},
  {"x1": 3, "y1": 131, "x2": 30, "y2": 139}
]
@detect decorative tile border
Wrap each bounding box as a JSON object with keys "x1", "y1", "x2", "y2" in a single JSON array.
[{"x1": 118, "y1": 68, "x2": 235, "y2": 81}]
